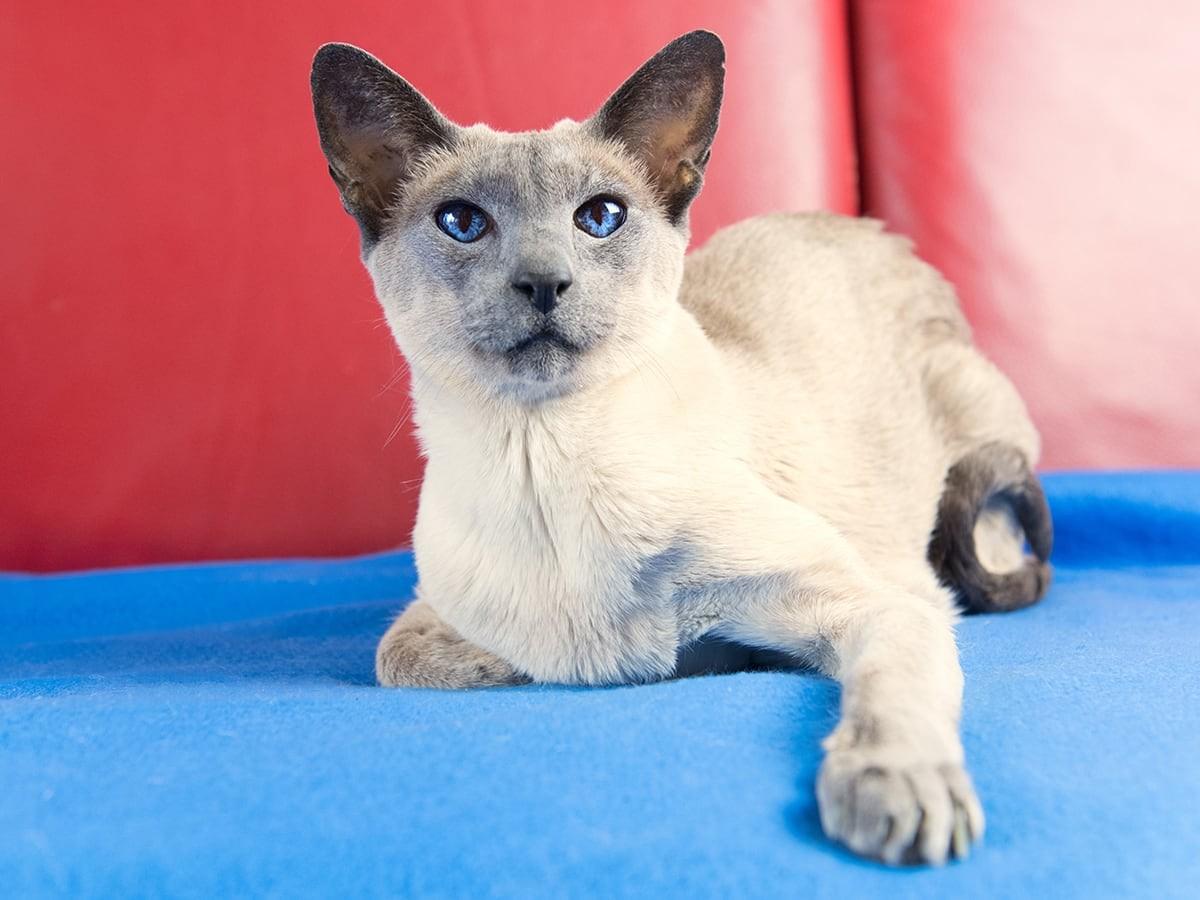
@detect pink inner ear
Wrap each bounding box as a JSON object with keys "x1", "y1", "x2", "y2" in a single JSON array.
[
  {"x1": 627, "y1": 77, "x2": 718, "y2": 207},
  {"x1": 342, "y1": 129, "x2": 403, "y2": 207},
  {"x1": 646, "y1": 118, "x2": 698, "y2": 179}
]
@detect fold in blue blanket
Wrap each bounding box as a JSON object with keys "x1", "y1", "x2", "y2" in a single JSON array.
[{"x1": 2, "y1": 473, "x2": 1198, "y2": 899}]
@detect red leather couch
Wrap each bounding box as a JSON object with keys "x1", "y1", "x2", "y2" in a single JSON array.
[{"x1": 3, "y1": 1, "x2": 1195, "y2": 572}]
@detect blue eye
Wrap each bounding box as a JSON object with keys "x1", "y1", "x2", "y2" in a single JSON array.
[
  {"x1": 574, "y1": 196, "x2": 626, "y2": 238},
  {"x1": 435, "y1": 202, "x2": 491, "y2": 242}
]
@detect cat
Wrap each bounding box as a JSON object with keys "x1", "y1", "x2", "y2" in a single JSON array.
[{"x1": 310, "y1": 30, "x2": 1051, "y2": 867}]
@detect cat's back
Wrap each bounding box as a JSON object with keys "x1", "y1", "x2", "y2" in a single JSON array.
[
  {"x1": 679, "y1": 211, "x2": 969, "y2": 367},
  {"x1": 678, "y1": 212, "x2": 974, "y2": 564}
]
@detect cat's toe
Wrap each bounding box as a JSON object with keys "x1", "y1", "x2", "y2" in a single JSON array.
[
  {"x1": 817, "y1": 752, "x2": 984, "y2": 866},
  {"x1": 376, "y1": 624, "x2": 527, "y2": 689}
]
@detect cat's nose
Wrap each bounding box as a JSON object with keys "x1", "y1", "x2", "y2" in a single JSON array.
[{"x1": 512, "y1": 272, "x2": 572, "y2": 315}]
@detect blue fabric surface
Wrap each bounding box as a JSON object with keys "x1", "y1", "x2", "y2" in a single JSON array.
[{"x1": 2, "y1": 472, "x2": 1198, "y2": 898}]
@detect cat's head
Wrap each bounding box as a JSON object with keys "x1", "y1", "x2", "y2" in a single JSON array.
[{"x1": 310, "y1": 31, "x2": 724, "y2": 403}]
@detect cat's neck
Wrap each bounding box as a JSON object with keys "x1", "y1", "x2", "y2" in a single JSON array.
[
  {"x1": 408, "y1": 355, "x2": 640, "y2": 461},
  {"x1": 406, "y1": 306, "x2": 710, "y2": 475}
]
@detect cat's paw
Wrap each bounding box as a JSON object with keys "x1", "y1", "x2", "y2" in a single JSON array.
[
  {"x1": 376, "y1": 605, "x2": 528, "y2": 689},
  {"x1": 816, "y1": 750, "x2": 984, "y2": 866}
]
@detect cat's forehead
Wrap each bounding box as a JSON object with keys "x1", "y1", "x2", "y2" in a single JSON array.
[{"x1": 410, "y1": 122, "x2": 654, "y2": 213}]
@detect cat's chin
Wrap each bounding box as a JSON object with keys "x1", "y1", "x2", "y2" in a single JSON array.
[
  {"x1": 501, "y1": 336, "x2": 580, "y2": 384},
  {"x1": 445, "y1": 333, "x2": 596, "y2": 404}
]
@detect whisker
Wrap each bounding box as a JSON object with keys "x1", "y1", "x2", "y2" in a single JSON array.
[
  {"x1": 375, "y1": 365, "x2": 409, "y2": 399},
  {"x1": 382, "y1": 404, "x2": 414, "y2": 449},
  {"x1": 625, "y1": 337, "x2": 682, "y2": 403}
]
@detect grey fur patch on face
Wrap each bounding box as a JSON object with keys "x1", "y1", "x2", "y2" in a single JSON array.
[
  {"x1": 310, "y1": 32, "x2": 726, "y2": 403},
  {"x1": 374, "y1": 127, "x2": 676, "y2": 400}
]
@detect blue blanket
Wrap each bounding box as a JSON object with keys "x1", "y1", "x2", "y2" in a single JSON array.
[{"x1": 2, "y1": 473, "x2": 1198, "y2": 898}]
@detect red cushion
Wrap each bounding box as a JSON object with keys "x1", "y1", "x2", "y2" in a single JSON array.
[
  {"x1": 852, "y1": 0, "x2": 1200, "y2": 469},
  {"x1": 1, "y1": 2, "x2": 855, "y2": 571}
]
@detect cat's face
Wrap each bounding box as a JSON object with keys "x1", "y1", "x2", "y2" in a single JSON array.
[
  {"x1": 311, "y1": 32, "x2": 724, "y2": 402},
  {"x1": 362, "y1": 123, "x2": 689, "y2": 401}
]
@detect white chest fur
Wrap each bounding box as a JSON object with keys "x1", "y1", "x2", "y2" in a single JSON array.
[{"x1": 411, "y1": 394, "x2": 689, "y2": 684}]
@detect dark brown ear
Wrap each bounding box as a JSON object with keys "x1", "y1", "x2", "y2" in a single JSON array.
[
  {"x1": 310, "y1": 44, "x2": 454, "y2": 246},
  {"x1": 588, "y1": 31, "x2": 725, "y2": 225}
]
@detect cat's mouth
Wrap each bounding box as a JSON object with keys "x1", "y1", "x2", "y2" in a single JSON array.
[
  {"x1": 504, "y1": 328, "x2": 580, "y2": 357},
  {"x1": 498, "y1": 326, "x2": 584, "y2": 385}
]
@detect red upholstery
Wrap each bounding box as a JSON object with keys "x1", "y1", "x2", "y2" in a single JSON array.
[
  {"x1": 1, "y1": 2, "x2": 854, "y2": 571},
  {"x1": 851, "y1": 0, "x2": 1200, "y2": 469},
  {"x1": 4, "y1": 3, "x2": 1196, "y2": 571}
]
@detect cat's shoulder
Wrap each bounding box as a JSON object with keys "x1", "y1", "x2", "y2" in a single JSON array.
[
  {"x1": 679, "y1": 211, "x2": 964, "y2": 355},
  {"x1": 682, "y1": 212, "x2": 929, "y2": 320},
  {"x1": 688, "y1": 211, "x2": 911, "y2": 266}
]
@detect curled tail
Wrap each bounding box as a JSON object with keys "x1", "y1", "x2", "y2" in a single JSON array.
[{"x1": 928, "y1": 441, "x2": 1053, "y2": 614}]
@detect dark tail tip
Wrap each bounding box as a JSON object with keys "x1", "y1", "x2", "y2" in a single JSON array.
[{"x1": 928, "y1": 442, "x2": 1054, "y2": 614}]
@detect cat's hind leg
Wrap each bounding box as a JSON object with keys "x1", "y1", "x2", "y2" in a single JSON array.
[{"x1": 922, "y1": 343, "x2": 1053, "y2": 612}]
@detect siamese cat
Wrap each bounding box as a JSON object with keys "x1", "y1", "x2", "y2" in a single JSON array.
[{"x1": 310, "y1": 30, "x2": 1051, "y2": 866}]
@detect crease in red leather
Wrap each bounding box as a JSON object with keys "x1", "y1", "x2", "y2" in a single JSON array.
[{"x1": 851, "y1": 0, "x2": 1200, "y2": 469}]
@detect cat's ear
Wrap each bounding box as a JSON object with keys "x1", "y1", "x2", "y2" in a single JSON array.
[
  {"x1": 588, "y1": 31, "x2": 725, "y2": 224},
  {"x1": 311, "y1": 44, "x2": 455, "y2": 245}
]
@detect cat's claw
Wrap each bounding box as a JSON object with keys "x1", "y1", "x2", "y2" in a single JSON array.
[{"x1": 817, "y1": 751, "x2": 984, "y2": 866}]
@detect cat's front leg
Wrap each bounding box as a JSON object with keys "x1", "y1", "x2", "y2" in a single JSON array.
[
  {"x1": 810, "y1": 594, "x2": 984, "y2": 865},
  {"x1": 376, "y1": 599, "x2": 529, "y2": 689},
  {"x1": 697, "y1": 487, "x2": 984, "y2": 864},
  {"x1": 729, "y1": 571, "x2": 982, "y2": 864}
]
